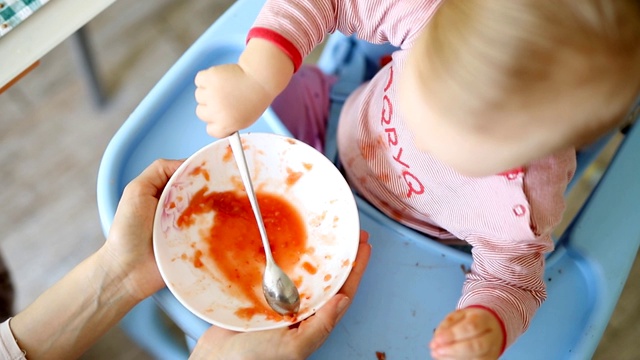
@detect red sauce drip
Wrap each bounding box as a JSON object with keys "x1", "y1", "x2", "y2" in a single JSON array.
[
  {"x1": 302, "y1": 261, "x2": 317, "y2": 275},
  {"x1": 177, "y1": 187, "x2": 307, "y2": 320},
  {"x1": 222, "y1": 145, "x2": 233, "y2": 162},
  {"x1": 193, "y1": 250, "x2": 204, "y2": 268},
  {"x1": 286, "y1": 168, "x2": 303, "y2": 186},
  {"x1": 190, "y1": 166, "x2": 210, "y2": 181}
]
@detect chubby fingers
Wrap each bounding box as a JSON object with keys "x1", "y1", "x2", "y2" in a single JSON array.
[
  {"x1": 194, "y1": 69, "x2": 209, "y2": 88},
  {"x1": 194, "y1": 70, "x2": 210, "y2": 110},
  {"x1": 431, "y1": 308, "x2": 503, "y2": 360},
  {"x1": 194, "y1": 69, "x2": 218, "y2": 131},
  {"x1": 431, "y1": 333, "x2": 499, "y2": 360},
  {"x1": 194, "y1": 85, "x2": 209, "y2": 107}
]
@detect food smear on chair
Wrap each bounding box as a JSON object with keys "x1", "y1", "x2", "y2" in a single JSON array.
[{"x1": 176, "y1": 186, "x2": 309, "y2": 321}]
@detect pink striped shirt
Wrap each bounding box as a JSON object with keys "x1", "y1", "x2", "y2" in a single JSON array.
[{"x1": 250, "y1": 0, "x2": 577, "y2": 350}]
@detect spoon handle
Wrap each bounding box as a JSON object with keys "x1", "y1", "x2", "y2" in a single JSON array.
[{"x1": 228, "y1": 132, "x2": 274, "y2": 263}]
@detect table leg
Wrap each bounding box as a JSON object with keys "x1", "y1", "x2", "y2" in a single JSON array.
[{"x1": 69, "y1": 26, "x2": 106, "y2": 107}]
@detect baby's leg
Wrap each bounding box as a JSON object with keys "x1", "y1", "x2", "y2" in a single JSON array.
[{"x1": 271, "y1": 65, "x2": 336, "y2": 152}]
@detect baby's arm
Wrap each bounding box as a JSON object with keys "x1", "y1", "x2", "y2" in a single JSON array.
[
  {"x1": 195, "y1": 0, "x2": 333, "y2": 138},
  {"x1": 194, "y1": 0, "x2": 338, "y2": 138},
  {"x1": 431, "y1": 237, "x2": 552, "y2": 360},
  {"x1": 195, "y1": 38, "x2": 294, "y2": 138},
  {"x1": 195, "y1": 0, "x2": 438, "y2": 137},
  {"x1": 428, "y1": 151, "x2": 575, "y2": 359}
]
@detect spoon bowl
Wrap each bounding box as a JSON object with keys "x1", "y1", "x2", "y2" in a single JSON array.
[
  {"x1": 263, "y1": 261, "x2": 300, "y2": 315},
  {"x1": 228, "y1": 131, "x2": 300, "y2": 316}
]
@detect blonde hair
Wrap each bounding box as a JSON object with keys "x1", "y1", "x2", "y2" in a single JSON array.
[{"x1": 420, "y1": 0, "x2": 640, "y2": 145}]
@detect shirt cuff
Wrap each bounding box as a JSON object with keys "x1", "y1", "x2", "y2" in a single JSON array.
[
  {"x1": 465, "y1": 305, "x2": 507, "y2": 356},
  {"x1": 0, "y1": 318, "x2": 27, "y2": 360},
  {"x1": 247, "y1": 27, "x2": 303, "y2": 72}
]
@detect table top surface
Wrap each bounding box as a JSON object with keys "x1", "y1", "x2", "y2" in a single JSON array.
[{"x1": 0, "y1": 0, "x2": 115, "y2": 89}]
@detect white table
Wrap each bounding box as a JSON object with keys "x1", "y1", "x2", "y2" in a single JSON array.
[{"x1": 0, "y1": 0, "x2": 115, "y2": 90}]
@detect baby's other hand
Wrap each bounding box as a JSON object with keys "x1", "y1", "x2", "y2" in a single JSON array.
[
  {"x1": 430, "y1": 307, "x2": 504, "y2": 360},
  {"x1": 194, "y1": 64, "x2": 271, "y2": 138}
]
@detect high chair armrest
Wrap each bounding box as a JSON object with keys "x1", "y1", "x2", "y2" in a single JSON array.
[{"x1": 559, "y1": 121, "x2": 640, "y2": 354}]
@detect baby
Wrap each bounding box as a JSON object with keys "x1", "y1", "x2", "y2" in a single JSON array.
[{"x1": 194, "y1": 0, "x2": 640, "y2": 358}]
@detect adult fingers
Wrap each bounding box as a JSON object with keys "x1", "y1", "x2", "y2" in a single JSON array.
[
  {"x1": 288, "y1": 294, "x2": 350, "y2": 359},
  {"x1": 287, "y1": 230, "x2": 371, "y2": 357},
  {"x1": 338, "y1": 230, "x2": 371, "y2": 299},
  {"x1": 123, "y1": 159, "x2": 184, "y2": 200},
  {"x1": 189, "y1": 326, "x2": 236, "y2": 360}
]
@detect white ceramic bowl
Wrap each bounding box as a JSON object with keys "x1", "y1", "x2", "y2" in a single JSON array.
[{"x1": 153, "y1": 132, "x2": 360, "y2": 331}]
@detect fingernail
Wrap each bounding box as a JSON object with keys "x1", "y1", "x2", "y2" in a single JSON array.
[{"x1": 337, "y1": 296, "x2": 350, "y2": 315}]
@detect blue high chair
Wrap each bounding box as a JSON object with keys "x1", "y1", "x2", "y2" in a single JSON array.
[{"x1": 97, "y1": 1, "x2": 640, "y2": 358}]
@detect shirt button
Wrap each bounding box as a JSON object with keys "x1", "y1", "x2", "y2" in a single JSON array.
[{"x1": 513, "y1": 204, "x2": 526, "y2": 216}]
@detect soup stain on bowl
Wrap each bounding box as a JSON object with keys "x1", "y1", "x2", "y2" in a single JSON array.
[
  {"x1": 174, "y1": 170, "x2": 313, "y2": 321},
  {"x1": 154, "y1": 133, "x2": 361, "y2": 331}
]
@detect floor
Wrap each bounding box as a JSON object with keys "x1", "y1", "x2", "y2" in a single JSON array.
[{"x1": 0, "y1": 0, "x2": 638, "y2": 359}]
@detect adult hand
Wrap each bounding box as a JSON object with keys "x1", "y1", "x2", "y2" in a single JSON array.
[
  {"x1": 100, "y1": 159, "x2": 184, "y2": 302},
  {"x1": 190, "y1": 230, "x2": 372, "y2": 360},
  {"x1": 11, "y1": 159, "x2": 185, "y2": 359}
]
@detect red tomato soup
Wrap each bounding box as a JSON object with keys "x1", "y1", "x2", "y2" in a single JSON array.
[{"x1": 177, "y1": 187, "x2": 307, "y2": 320}]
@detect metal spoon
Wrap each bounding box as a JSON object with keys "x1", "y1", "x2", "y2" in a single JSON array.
[{"x1": 228, "y1": 132, "x2": 301, "y2": 316}]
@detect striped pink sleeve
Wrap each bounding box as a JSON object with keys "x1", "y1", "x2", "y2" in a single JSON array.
[
  {"x1": 458, "y1": 236, "x2": 552, "y2": 350},
  {"x1": 247, "y1": 0, "x2": 440, "y2": 71},
  {"x1": 457, "y1": 150, "x2": 576, "y2": 350}
]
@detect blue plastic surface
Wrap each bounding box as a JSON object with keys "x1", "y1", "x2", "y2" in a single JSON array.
[
  {"x1": 97, "y1": 1, "x2": 640, "y2": 358},
  {"x1": 119, "y1": 297, "x2": 189, "y2": 360}
]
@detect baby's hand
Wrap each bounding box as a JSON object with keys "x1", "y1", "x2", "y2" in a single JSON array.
[
  {"x1": 430, "y1": 307, "x2": 504, "y2": 360},
  {"x1": 194, "y1": 64, "x2": 272, "y2": 138}
]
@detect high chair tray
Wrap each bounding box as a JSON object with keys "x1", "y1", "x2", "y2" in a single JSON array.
[{"x1": 97, "y1": 1, "x2": 640, "y2": 358}]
